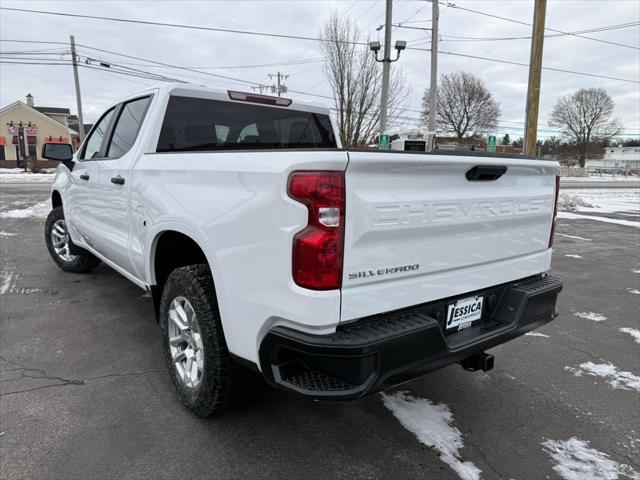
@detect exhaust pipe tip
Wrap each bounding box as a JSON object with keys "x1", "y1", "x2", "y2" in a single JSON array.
[{"x1": 461, "y1": 352, "x2": 494, "y2": 372}]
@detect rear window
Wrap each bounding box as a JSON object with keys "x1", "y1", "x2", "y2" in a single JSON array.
[{"x1": 156, "y1": 96, "x2": 336, "y2": 152}]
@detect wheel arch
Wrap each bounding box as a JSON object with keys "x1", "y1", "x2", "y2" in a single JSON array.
[
  {"x1": 149, "y1": 228, "x2": 214, "y2": 318},
  {"x1": 51, "y1": 190, "x2": 62, "y2": 208}
]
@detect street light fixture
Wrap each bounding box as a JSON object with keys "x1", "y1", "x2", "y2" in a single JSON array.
[{"x1": 370, "y1": 40, "x2": 407, "y2": 63}]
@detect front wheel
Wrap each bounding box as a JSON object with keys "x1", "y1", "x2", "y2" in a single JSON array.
[
  {"x1": 45, "y1": 206, "x2": 101, "y2": 273},
  {"x1": 159, "y1": 264, "x2": 252, "y2": 417}
]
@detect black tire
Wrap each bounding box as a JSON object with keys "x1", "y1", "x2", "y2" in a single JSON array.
[
  {"x1": 45, "y1": 206, "x2": 101, "y2": 273},
  {"x1": 159, "y1": 264, "x2": 251, "y2": 416}
]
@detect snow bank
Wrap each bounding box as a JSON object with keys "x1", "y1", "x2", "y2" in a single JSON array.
[
  {"x1": 0, "y1": 201, "x2": 50, "y2": 219},
  {"x1": 565, "y1": 362, "x2": 640, "y2": 391},
  {"x1": 557, "y1": 189, "x2": 640, "y2": 227},
  {"x1": 558, "y1": 191, "x2": 594, "y2": 212},
  {"x1": 561, "y1": 175, "x2": 640, "y2": 182},
  {"x1": 0, "y1": 168, "x2": 55, "y2": 183},
  {"x1": 542, "y1": 437, "x2": 639, "y2": 480},
  {"x1": 381, "y1": 391, "x2": 481, "y2": 480},
  {"x1": 560, "y1": 188, "x2": 640, "y2": 214},
  {"x1": 574, "y1": 311, "x2": 607, "y2": 322}
]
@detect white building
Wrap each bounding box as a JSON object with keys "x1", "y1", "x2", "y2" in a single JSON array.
[{"x1": 587, "y1": 146, "x2": 640, "y2": 170}]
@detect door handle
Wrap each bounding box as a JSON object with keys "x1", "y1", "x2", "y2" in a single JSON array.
[
  {"x1": 111, "y1": 175, "x2": 125, "y2": 185},
  {"x1": 79, "y1": 174, "x2": 90, "y2": 181}
]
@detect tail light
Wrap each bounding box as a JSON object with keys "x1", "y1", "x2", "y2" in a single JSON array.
[
  {"x1": 549, "y1": 174, "x2": 560, "y2": 248},
  {"x1": 288, "y1": 171, "x2": 345, "y2": 290}
]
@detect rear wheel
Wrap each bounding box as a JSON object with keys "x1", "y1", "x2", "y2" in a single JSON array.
[
  {"x1": 45, "y1": 207, "x2": 101, "y2": 273},
  {"x1": 159, "y1": 264, "x2": 252, "y2": 416}
]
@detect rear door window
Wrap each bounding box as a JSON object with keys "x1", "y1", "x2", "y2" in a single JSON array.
[
  {"x1": 156, "y1": 96, "x2": 336, "y2": 152},
  {"x1": 107, "y1": 96, "x2": 152, "y2": 158}
]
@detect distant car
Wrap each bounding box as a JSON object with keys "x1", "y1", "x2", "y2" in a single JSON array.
[{"x1": 42, "y1": 83, "x2": 562, "y2": 417}]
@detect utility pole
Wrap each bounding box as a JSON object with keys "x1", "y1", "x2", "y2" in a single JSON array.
[
  {"x1": 427, "y1": 0, "x2": 439, "y2": 151},
  {"x1": 378, "y1": 0, "x2": 393, "y2": 137},
  {"x1": 70, "y1": 35, "x2": 85, "y2": 142},
  {"x1": 523, "y1": 0, "x2": 547, "y2": 156},
  {"x1": 267, "y1": 72, "x2": 289, "y2": 97}
]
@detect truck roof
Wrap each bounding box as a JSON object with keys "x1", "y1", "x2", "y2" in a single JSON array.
[{"x1": 121, "y1": 82, "x2": 332, "y2": 116}]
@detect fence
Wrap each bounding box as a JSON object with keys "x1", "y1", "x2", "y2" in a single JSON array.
[{"x1": 559, "y1": 167, "x2": 587, "y2": 177}]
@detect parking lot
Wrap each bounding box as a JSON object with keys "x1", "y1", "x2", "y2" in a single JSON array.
[{"x1": 1, "y1": 177, "x2": 639, "y2": 480}]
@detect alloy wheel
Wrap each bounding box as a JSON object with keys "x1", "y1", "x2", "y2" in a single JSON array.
[{"x1": 168, "y1": 296, "x2": 204, "y2": 389}]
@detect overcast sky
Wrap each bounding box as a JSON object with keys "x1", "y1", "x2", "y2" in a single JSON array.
[{"x1": 1, "y1": 0, "x2": 638, "y2": 140}]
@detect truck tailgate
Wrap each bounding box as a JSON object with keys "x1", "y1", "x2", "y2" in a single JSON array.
[{"x1": 340, "y1": 151, "x2": 559, "y2": 321}]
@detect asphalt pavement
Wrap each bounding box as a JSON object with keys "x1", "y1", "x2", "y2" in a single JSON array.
[{"x1": 1, "y1": 182, "x2": 638, "y2": 480}]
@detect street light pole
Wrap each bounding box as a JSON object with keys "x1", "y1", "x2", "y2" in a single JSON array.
[
  {"x1": 427, "y1": 0, "x2": 439, "y2": 151},
  {"x1": 379, "y1": 0, "x2": 393, "y2": 137}
]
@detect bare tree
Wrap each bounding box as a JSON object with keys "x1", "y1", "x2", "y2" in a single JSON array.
[
  {"x1": 421, "y1": 72, "x2": 500, "y2": 141},
  {"x1": 321, "y1": 13, "x2": 409, "y2": 147},
  {"x1": 548, "y1": 87, "x2": 622, "y2": 168}
]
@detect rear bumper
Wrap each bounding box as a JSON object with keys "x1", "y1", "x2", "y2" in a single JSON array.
[{"x1": 258, "y1": 274, "x2": 562, "y2": 399}]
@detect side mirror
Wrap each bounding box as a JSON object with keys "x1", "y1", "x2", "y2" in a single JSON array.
[{"x1": 42, "y1": 143, "x2": 74, "y2": 170}]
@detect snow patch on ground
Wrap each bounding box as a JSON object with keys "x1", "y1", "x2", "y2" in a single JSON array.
[
  {"x1": 558, "y1": 212, "x2": 640, "y2": 228},
  {"x1": 619, "y1": 328, "x2": 640, "y2": 345},
  {"x1": 525, "y1": 332, "x2": 549, "y2": 338},
  {"x1": 627, "y1": 289, "x2": 640, "y2": 295},
  {"x1": 632, "y1": 269, "x2": 640, "y2": 274},
  {"x1": 0, "y1": 201, "x2": 50, "y2": 219},
  {"x1": 574, "y1": 312, "x2": 607, "y2": 322},
  {"x1": 565, "y1": 362, "x2": 640, "y2": 391},
  {"x1": 565, "y1": 254, "x2": 584, "y2": 259},
  {"x1": 556, "y1": 233, "x2": 592, "y2": 241},
  {"x1": 1, "y1": 269, "x2": 15, "y2": 295},
  {"x1": 0, "y1": 231, "x2": 16, "y2": 237},
  {"x1": 381, "y1": 391, "x2": 482, "y2": 480},
  {"x1": 542, "y1": 437, "x2": 639, "y2": 480}
]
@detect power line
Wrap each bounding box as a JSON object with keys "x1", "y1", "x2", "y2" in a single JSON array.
[
  {"x1": 441, "y1": 21, "x2": 640, "y2": 42},
  {"x1": 2, "y1": 37, "x2": 638, "y2": 85},
  {"x1": 0, "y1": 7, "x2": 372, "y2": 47},
  {"x1": 440, "y1": 1, "x2": 640, "y2": 50},
  {"x1": 4, "y1": 56, "x2": 639, "y2": 137}
]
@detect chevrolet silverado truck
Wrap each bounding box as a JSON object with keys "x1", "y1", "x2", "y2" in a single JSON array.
[{"x1": 42, "y1": 84, "x2": 562, "y2": 417}]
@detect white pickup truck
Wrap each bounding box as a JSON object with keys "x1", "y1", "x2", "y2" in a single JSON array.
[{"x1": 43, "y1": 83, "x2": 562, "y2": 416}]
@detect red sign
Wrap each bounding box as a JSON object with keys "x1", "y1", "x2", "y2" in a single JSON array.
[{"x1": 7, "y1": 124, "x2": 37, "y2": 135}]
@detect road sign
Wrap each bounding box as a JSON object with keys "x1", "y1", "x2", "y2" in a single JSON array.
[
  {"x1": 487, "y1": 135, "x2": 496, "y2": 152},
  {"x1": 378, "y1": 133, "x2": 390, "y2": 151}
]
